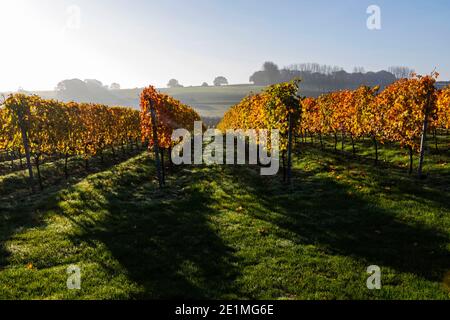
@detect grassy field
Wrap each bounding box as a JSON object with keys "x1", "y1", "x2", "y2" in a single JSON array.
[
  {"x1": 24, "y1": 84, "x2": 325, "y2": 118},
  {"x1": 0, "y1": 137, "x2": 449, "y2": 299},
  {"x1": 28, "y1": 85, "x2": 269, "y2": 118},
  {"x1": 116, "y1": 85, "x2": 325, "y2": 118},
  {"x1": 159, "y1": 85, "x2": 266, "y2": 118}
]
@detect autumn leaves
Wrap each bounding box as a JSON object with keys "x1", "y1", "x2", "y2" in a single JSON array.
[
  {"x1": 219, "y1": 74, "x2": 449, "y2": 177},
  {"x1": 0, "y1": 94, "x2": 141, "y2": 190}
]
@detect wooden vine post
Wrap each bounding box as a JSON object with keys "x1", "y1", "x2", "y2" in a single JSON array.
[
  {"x1": 286, "y1": 91, "x2": 301, "y2": 185},
  {"x1": 149, "y1": 99, "x2": 165, "y2": 188},
  {"x1": 417, "y1": 89, "x2": 432, "y2": 179},
  {"x1": 287, "y1": 112, "x2": 294, "y2": 184},
  {"x1": 16, "y1": 102, "x2": 35, "y2": 193}
]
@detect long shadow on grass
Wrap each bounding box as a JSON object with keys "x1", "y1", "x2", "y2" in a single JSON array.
[
  {"x1": 0, "y1": 149, "x2": 144, "y2": 271},
  {"x1": 309, "y1": 146, "x2": 450, "y2": 212},
  {"x1": 303, "y1": 137, "x2": 450, "y2": 176},
  {"x1": 56, "y1": 156, "x2": 240, "y2": 299},
  {"x1": 227, "y1": 161, "x2": 450, "y2": 284},
  {"x1": 0, "y1": 148, "x2": 144, "y2": 203}
]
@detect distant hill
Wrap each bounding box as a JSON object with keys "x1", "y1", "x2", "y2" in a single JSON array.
[
  {"x1": 437, "y1": 81, "x2": 450, "y2": 89},
  {"x1": 6, "y1": 85, "x2": 328, "y2": 118},
  {"x1": 3, "y1": 79, "x2": 449, "y2": 119}
]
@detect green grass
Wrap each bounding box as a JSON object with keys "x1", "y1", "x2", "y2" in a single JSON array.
[
  {"x1": 0, "y1": 141, "x2": 449, "y2": 299},
  {"x1": 0, "y1": 145, "x2": 144, "y2": 203},
  {"x1": 159, "y1": 85, "x2": 266, "y2": 118}
]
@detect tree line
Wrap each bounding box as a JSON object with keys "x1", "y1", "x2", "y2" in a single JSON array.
[
  {"x1": 249, "y1": 62, "x2": 417, "y2": 91},
  {"x1": 167, "y1": 76, "x2": 229, "y2": 88}
]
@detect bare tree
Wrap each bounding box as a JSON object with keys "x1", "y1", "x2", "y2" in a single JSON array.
[
  {"x1": 287, "y1": 63, "x2": 343, "y2": 75},
  {"x1": 388, "y1": 66, "x2": 415, "y2": 79}
]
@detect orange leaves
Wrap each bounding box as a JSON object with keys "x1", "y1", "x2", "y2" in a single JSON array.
[
  {"x1": 140, "y1": 86, "x2": 201, "y2": 149},
  {"x1": 217, "y1": 80, "x2": 301, "y2": 152},
  {"x1": 436, "y1": 86, "x2": 450, "y2": 130},
  {"x1": 299, "y1": 73, "x2": 439, "y2": 152},
  {"x1": 219, "y1": 72, "x2": 441, "y2": 159},
  {"x1": 300, "y1": 97, "x2": 319, "y2": 134},
  {"x1": 376, "y1": 73, "x2": 437, "y2": 151},
  {"x1": 301, "y1": 86, "x2": 381, "y2": 140}
]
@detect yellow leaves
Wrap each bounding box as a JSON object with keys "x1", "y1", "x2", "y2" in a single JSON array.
[
  {"x1": 436, "y1": 86, "x2": 450, "y2": 129},
  {"x1": 300, "y1": 86, "x2": 379, "y2": 139},
  {"x1": 217, "y1": 80, "x2": 301, "y2": 153},
  {"x1": 2, "y1": 94, "x2": 141, "y2": 159},
  {"x1": 377, "y1": 74, "x2": 438, "y2": 150}
]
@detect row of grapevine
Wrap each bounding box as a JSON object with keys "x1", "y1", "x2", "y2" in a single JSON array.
[
  {"x1": 217, "y1": 81, "x2": 301, "y2": 149},
  {"x1": 436, "y1": 86, "x2": 450, "y2": 130},
  {"x1": 300, "y1": 73, "x2": 449, "y2": 175},
  {"x1": 140, "y1": 86, "x2": 202, "y2": 187},
  {"x1": 0, "y1": 94, "x2": 141, "y2": 190},
  {"x1": 218, "y1": 74, "x2": 449, "y2": 178},
  {"x1": 217, "y1": 80, "x2": 301, "y2": 182}
]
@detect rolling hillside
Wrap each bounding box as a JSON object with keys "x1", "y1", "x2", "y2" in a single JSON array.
[{"x1": 11, "y1": 84, "x2": 324, "y2": 118}]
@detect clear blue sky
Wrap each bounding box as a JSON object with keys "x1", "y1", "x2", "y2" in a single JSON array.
[{"x1": 1, "y1": 0, "x2": 449, "y2": 91}]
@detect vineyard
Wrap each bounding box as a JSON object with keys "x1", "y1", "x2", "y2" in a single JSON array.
[
  {"x1": 0, "y1": 78, "x2": 449, "y2": 300},
  {"x1": 140, "y1": 86, "x2": 202, "y2": 186},
  {"x1": 218, "y1": 73, "x2": 450, "y2": 178},
  {"x1": 2, "y1": 75, "x2": 447, "y2": 191},
  {"x1": 0, "y1": 94, "x2": 141, "y2": 190}
]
